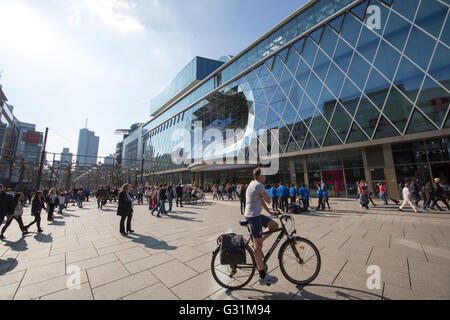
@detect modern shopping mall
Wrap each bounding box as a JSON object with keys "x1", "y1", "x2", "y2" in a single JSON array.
[{"x1": 138, "y1": 0, "x2": 450, "y2": 199}]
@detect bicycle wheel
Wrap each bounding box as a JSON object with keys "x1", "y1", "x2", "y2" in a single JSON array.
[
  {"x1": 211, "y1": 245, "x2": 256, "y2": 290},
  {"x1": 279, "y1": 237, "x2": 321, "y2": 285}
]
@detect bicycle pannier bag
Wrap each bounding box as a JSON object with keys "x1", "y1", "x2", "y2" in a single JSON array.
[{"x1": 219, "y1": 233, "x2": 246, "y2": 265}]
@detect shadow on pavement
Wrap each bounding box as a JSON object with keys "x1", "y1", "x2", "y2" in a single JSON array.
[
  {"x1": 163, "y1": 214, "x2": 202, "y2": 223},
  {"x1": 220, "y1": 287, "x2": 296, "y2": 300},
  {"x1": 49, "y1": 220, "x2": 65, "y2": 226},
  {"x1": 297, "y1": 284, "x2": 384, "y2": 300},
  {"x1": 61, "y1": 212, "x2": 80, "y2": 218},
  {"x1": 0, "y1": 257, "x2": 18, "y2": 275},
  {"x1": 126, "y1": 233, "x2": 177, "y2": 251},
  {"x1": 34, "y1": 233, "x2": 53, "y2": 243},
  {"x1": 2, "y1": 237, "x2": 28, "y2": 252}
]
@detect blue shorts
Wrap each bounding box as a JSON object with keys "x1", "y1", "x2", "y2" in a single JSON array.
[{"x1": 246, "y1": 215, "x2": 272, "y2": 239}]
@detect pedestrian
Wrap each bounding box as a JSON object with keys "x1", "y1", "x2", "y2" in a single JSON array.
[
  {"x1": 167, "y1": 185, "x2": 174, "y2": 212},
  {"x1": 0, "y1": 184, "x2": 14, "y2": 229},
  {"x1": 378, "y1": 182, "x2": 388, "y2": 205},
  {"x1": 359, "y1": 181, "x2": 369, "y2": 210},
  {"x1": 47, "y1": 188, "x2": 58, "y2": 221},
  {"x1": 212, "y1": 184, "x2": 218, "y2": 201},
  {"x1": 298, "y1": 184, "x2": 310, "y2": 212},
  {"x1": 176, "y1": 184, "x2": 183, "y2": 207},
  {"x1": 1, "y1": 193, "x2": 29, "y2": 239},
  {"x1": 430, "y1": 178, "x2": 450, "y2": 211},
  {"x1": 422, "y1": 181, "x2": 433, "y2": 211},
  {"x1": 409, "y1": 179, "x2": 421, "y2": 207},
  {"x1": 58, "y1": 192, "x2": 66, "y2": 214},
  {"x1": 239, "y1": 183, "x2": 247, "y2": 215},
  {"x1": 117, "y1": 183, "x2": 134, "y2": 236},
  {"x1": 399, "y1": 183, "x2": 419, "y2": 213},
  {"x1": 323, "y1": 187, "x2": 331, "y2": 211},
  {"x1": 26, "y1": 190, "x2": 47, "y2": 233},
  {"x1": 289, "y1": 185, "x2": 297, "y2": 205},
  {"x1": 316, "y1": 184, "x2": 325, "y2": 211},
  {"x1": 269, "y1": 184, "x2": 278, "y2": 211},
  {"x1": 157, "y1": 184, "x2": 168, "y2": 217}
]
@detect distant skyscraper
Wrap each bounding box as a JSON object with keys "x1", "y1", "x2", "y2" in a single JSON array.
[
  {"x1": 76, "y1": 128, "x2": 99, "y2": 167},
  {"x1": 61, "y1": 148, "x2": 73, "y2": 164},
  {"x1": 104, "y1": 154, "x2": 114, "y2": 166}
]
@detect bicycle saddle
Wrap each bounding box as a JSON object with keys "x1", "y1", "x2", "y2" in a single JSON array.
[{"x1": 239, "y1": 220, "x2": 249, "y2": 226}]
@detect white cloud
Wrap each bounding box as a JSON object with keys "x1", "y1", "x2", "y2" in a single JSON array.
[{"x1": 83, "y1": 0, "x2": 145, "y2": 33}]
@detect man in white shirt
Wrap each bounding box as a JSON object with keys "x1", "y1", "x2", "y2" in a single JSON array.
[
  {"x1": 399, "y1": 182, "x2": 419, "y2": 213},
  {"x1": 245, "y1": 168, "x2": 279, "y2": 285}
]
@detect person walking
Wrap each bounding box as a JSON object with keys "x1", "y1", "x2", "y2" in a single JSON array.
[
  {"x1": 239, "y1": 183, "x2": 247, "y2": 215},
  {"x1": 212, "y1": 184, "x2": 218, "y2": 201},
  {"x1": 430, "y1": 178, "x2": 450, "y2": 211},
  {"x1": 316, "y1": 184, "x2": 325, "y2": 211},
  {"x1": 117, "y1": 184, "x2": 134, "y2": 236},
  {"x1": 399, "y1": 183, "x2": 419, "y2": 213},
  {"x1": 289, "y1": 185, "x2": 297, "y2": 205},
  {"x1": 378, "y1": 182, "x2": 388, "y2": 205},
  {"x1": 58, "y1": 192, "x2": 66, "y2": 214},
  {"x1": 157, "y1": 184, "x2": 168, "y2": 217},
  {"x1": 26, "y1": 190, "x2": 46, "y2": 233},
  {"x1": 409, "y1": 180, "x2": 421, "y2": 207},
  {"x1": 167, "y1": 185, "x2": 174, "y2": 212},
  {"x1": 175, "y1": 184, "x2": 183, "y2": 207},
  {"x1": 0, "y1": 184, "x2": 14, "y2": 229},
  {"x1": 422, "y1": 181, "x2": 433, "y2": 211},
  {"x1": 323, "y1": 187, "x2": 331, "y2": 211},
  {"x1": 47, "y1": 188, "x2": 58, "y2": 222},
  {"x1": 269, "y1": 184, "x2": 278, "y2": 211},
  {"x1": 1, "y1": 193, "x2": 29, "y2": 239},
  {"x1": 359, "y1": 181, "x2": 369, "y2": 210}
]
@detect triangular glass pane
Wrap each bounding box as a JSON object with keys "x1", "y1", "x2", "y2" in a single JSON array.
[
  {"x1": 416, "y1": 77, "x2": 449, "y2": 128},
  {"x1": 374, "y1": 116, "x2": 400, "y2": 139},
  {"x1": 253, "y1": 89, "x2": 267, "y2": 104},
  {"x1": 320, "y1": 25, "x2": 339, "y2": 56},
  {"x1": 279, "y1": 47, "x2": 290, "y2": 63},
  {"x1": 301, "y1": 38, "x2": 319, "y2": 67},
  {"x1": 271, "y1": 56, "x2": 284, "y2": 82},
  {"x1": 394, "y1": 56, "x2": 425, "y2": 103},
  {"x1": 347, "y1": 53, "x2": 371, "y2": 89},
  {"x1": 254, "y1": 118, "x2": 265, "y2": 132},
  {"x1": 282, "y1": 101, "x2": 299, "y2": 126},
  {"x1": 379, "y1": 0, "x2": 392, "y2": 6},
  {"x1": 383, "y1": 86, "x2": 414, "y2": 133},
  {"x1": 270, "y1": 87, "x2": 287, "y2": 104},
  {"x1": 350, "y1": 0, "x2": 369, "y2": 21},
  {"x1": 309, "y1": 26, "x2": 324, "y2": 44},
  {"x1": 331, "y1": 103, "x2": 353, "y2": 141},
  {"x1": 286, "y1": 47, "x2": 301, "y2": 74},
  {"x1": 303, "y1": 132, "x2": 320, "y2": 150},
  {"x1": 290, "y1": 117, "x2": 308, "y2": 148},
  {"x1": 293, "y1": 38, "x2": 306, "y2": 54},
  {"x1": 341, "y1": 13, "x2": 363, "y2": 47},
  {"x1": 325, "y1": 63, "x2": 345, "y2": 98},
  {"x1": 313, "y1": 49, "x2": 331, "y2": 81},
  {"x1": 347, "y1": 122, "x2": 368, "y2": 143},
  {"x1": 298, "y1": 96, "x2": 316, "y2": 125},
  {"x1": 288, "y1": 81, "x2": 304, "y2": 110},
  {"x1": 309, "y1": 111, "x2": 328, "y2": 146},
  {"x1": 333, "y1": 39, "x2": 354, "y2": 72},
  {"x1": 286, "y1": 135, "x2": 301, "y2": 153},
  {"x1": 364, "y1": 69, "x2": 390, "y2": 109},
  {"x1": 266, "y1": 106, "x2": 282, "y2": 129},
  {"x1": 374, "y1": 40, "x2": 401, "y2": 81},
  {"x1": 279, "y1": 67, "x2": 294, "y2": 96},
  {"x1": 278, "y1": 120, "x2": 291, "y2": 152},
  {"x1": 323, "y1": 128, "x2": 342, "y2": 147},
  {"x1": 317, "y1": 88, "x2": 337, "y2": 120},
  {"x1": 355, "y1": 99, "x2": 380, "y2": 138},
  {"x1": 406, "y1": 109, "x2": 437, "y2": 134},
  {"x1": 263, "y1": 85, "x2": 277, "y2": 103},
  {"x1": 255, "y1": 104, "x2": 268, "y2": 120},
  {"x1": 295, "y1": 58, "x2": 311, "y2": 89},
  {"x1": 328, "y1": 14, "x2": 345, "y2": 33},
  {"x1": 265, "y1": 56, "x2": 275, "y2": 70},
  {"x1": 271, "y1": 99, "x2": 287, "y2": 117}
]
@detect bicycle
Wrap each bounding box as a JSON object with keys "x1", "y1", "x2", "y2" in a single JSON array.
[{"x1": 211, "y1": 212, "x2": 321, "y2": 290}]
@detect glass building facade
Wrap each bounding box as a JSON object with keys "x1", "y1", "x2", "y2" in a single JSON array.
[{"x1": 142, "y1": 0, "x2": 450, "y2": 197}]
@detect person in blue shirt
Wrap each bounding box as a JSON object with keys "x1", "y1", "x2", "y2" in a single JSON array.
[
  {"x1": 289, "y1": 185, "x2": 297, "y2": 205},
  {"x1": 269, "y1": 184, "x2": 278, "y2": 211},
  {"x1": 316, "y1": 184, "x2": 324, "y2": 211},
  {"x1": 323, "y1": 187, "x2": 330, "y2": 211},
  {"x1": 277, "y1": 184, "x2": 289, "y2": 213},
  {"x1": 298, "y1": 184, "x2": 310, "y2": 211}
]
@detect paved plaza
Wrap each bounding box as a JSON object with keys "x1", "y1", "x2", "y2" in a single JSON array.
[{"x1": 0, "y1": 196, "x2": 449, "y2": 300}]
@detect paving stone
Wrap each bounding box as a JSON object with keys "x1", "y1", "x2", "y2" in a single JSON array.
[
  {"x1": 86, "y1": 261, "x2": 130, "y2": 288},
  {"x1": 123, "y1": 282, "x2": 179, "y2": 300},
  {"x1": 21, "y1": 261, "x2": 66, "y2": 287},
  {"x1": 115, "y1": 247, "x2": 150, "y2": 264},
  {"x1": 171, "y1": 270, "x2": 223, "y2": 300},
  {"x1": 69, "y1": 253, "x2": 118, "y2": 271},
  {"x1": 66, "y1": 247, "x2": 99, "y2": 264},
  {"x1": 125, "y1": 252, "x2": 174, "y2": 274},
  {"x1": 166, "y1": 245, "x2": 206, "y2": 263},
  {"x1": 151, "y1": 259, "x2": 198, "y2": 288},
  {"x1": 40, "y1": 284, "x2": 94, "y2": 300}
]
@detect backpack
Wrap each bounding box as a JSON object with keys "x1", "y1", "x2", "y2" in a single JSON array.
[{"x1": 219, "y1": 233, "x2": 246, "y2": 265}]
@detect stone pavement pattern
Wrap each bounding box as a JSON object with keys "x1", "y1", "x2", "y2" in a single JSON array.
[{"x1": 0, "y1": 196, "x2": 449, "y2": 300}]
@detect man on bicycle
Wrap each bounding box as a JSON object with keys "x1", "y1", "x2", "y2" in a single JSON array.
[{"x1": 245, "y1": 168, "x2": 279, "y2": 286}]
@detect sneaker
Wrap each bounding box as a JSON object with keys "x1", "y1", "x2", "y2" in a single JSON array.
[{"x1": 259, "y1": 273, "x2": 278, "y2": 286}]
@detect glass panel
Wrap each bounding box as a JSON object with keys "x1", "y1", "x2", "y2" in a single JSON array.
[
  {"x1": 342, "y1": 149, "x2": 364, "y2": 167},
  {"x1": 313, "y1": 49, "x2": 331, "y2": 80},
  {"x1": 333, "y1": 38, "x2": 354, "y2": 72},
  {"x1": 295, "y1": 58, "x2": 312, "y2": 89},
  {"x1": 288, "y1": 81, "x2": 304, "y2": 109},
  {"x1": 404, "y1": 26, "x2": 437, "y2": 71},
  {"x1": 315, "y1": 0, "x2": 336, "y2": 22},
  {"x1": 303, "y1": 132, "x2": 320, "y2": 150},
  {"x1": 283, "y1": 17, "x2": 299, "y2": 45},
  {"x1": 374, "y1": 115, "x2": 400, "y2": 139},
  {"x1": 271, "y1": 56, "x2": 285, "y2": 82},
  {"x1": 325, "y1": 62, "x2": 345, "y2": 97},
  {"x1": 282, "y1": 101, "x2": 299, "y2": 126},
  {"x1": 415, "y1": 0, "x2": 448, "y2": 38},
  {"x1": 320, "y1": 25, "x2": 339, "y2": 57},
  {"x1": 355, "y1": 98, "x2": 380, "y2": 137},
  {"x1": 279, "y1": 47, "x2": 290, "y2": 63},
  {"x1": 298, "y1": 95, "x2": 316, "y2": 125},
  {"x1": 286, "y1": 47, "x2": 301, "y2": 74},
  {"x1": 306, "y1": 72, "x2": 323, "y2": 103},
  {"x1": 347, "y1": 122, "x2": 368, "y2": 143},
  {"x1": 373, "y1": 40, "x2": 401, "y2": 80},
  {"x1": 293, "y1": 38, "x2": 306, "y2": 54},
  {"x1": 395, "y1": 164, "x2": 431, "y2": 186},
  {"x1": 416, "y1": 76, "x2": 450, "y2": 127},
  {"x1": 364, "y1": 69, "x2": 391, "y2": 109},
  {"x1": 279, "y1": 67, "x2": 294, "y2": 96},
  {"x1": 441, "y1": 14, "x2": 450, "y2": 47},
  {"x1": 392, "y1": 140, "x2": 427, "y2": 165},
  {"x1": 341, "y1": 13, "x2": 363, "y2": 47},
  {"x1": 335, "y1": 0, "x2": 355, "y2": 11},
  {"x1": 323, "y1": 128, "x2": 342, "y2": 146},
  {"x1": 350, "y1": 0, "x2": 369, "y2": 20},
  {"x1": 309, "y1": 111, "x2": 328, "y2": 145},
  {"x1": 383, "y1": 86, "x2": 414, "y2": 132},
  {"x1": 425, "y1": 137, "x2": 450, "y2": 162},
  {"x1": 394, "y1": 56, "x2": 426, "y2": 103},
  {"x1": 406, "y1": 109, "x2": 436, "y2": 134},
  {"x1": 291, "y1": 118, "x2": 308, "y2": 149},
  {"x1": 286, "y1": 135, "x2": 301, "y2": 153},
  {"x1": 331, "y1": 103, "x2": 353, "y2": 141},
  {"x1": 356, "y1": 23, "x2": 381, "y2": 63},
  {"x1": 392, "y1": 0, "x2": 419, "y2": 22},
  {"x1": 383, "y1": 9, "x2": 411, "y2": 51},
  {"x1": 302, "y1": 37, "x2": 319, "y2": 67},
  {"x1": 297, "y1": 6, "x2": 316, "y2": 35},
  {"x1": 340, "y1": 78, "x2": 362, "y2": 114},
  {"x1": 345, "y1": 168, "x2": 366, "y2": 197},
  {"x1": 428, "y1": 43, "x2": 450, "y2": 91},
  {"x1": 347, "y1": 52, "x2": 371, "y2": 89},
  {"x1": 317, "y1": 87, "x2": 337, "y2": 120},
  {"x1": 328, "y1": 13, "x2": 345, "y2": 33},
  {"x1": 309, "y1": 26, "x2": 324, "y2": 44}
]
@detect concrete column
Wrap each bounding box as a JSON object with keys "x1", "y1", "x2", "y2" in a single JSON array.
[
  {"x1": 361, "y1": 148, "x2": 375, "y2": 194},
  {"x1": 302, "y1": 157, "x2": 309, "y2": 189},
  {"x1": 382, "y1": 144, "x2": 400, "y2": 199},
  {"x1": 289, "y1": 157, "x2": 296, "y2": 186}
]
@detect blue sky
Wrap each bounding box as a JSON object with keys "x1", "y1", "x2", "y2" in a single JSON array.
[{"x1": 0, "y1": 0, "x2": 307, "y2": 160}]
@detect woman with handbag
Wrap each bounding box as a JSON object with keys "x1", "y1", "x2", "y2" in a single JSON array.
[
  {"x1": 117, "y1": 183, "x2": 134, "y2": 236},
  {"x1": 26, "y1": 190, "x2": 47, "y2": 233}
]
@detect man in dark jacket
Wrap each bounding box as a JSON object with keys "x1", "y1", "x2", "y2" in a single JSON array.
[
  {"x1": 0, "y1": 184, "x2": 15, "y2": 227},
  {"x1": 409, "y1": 180, "x2": 421, "y2": 207},
  {"x1": 117, "y1": 184, "x2": 134, "y2": 236},
  {"x1": 431, "y1": 178, "x2": 450, "y2": 211},
  {"x1": 175, "y1": 184, "x2": 183, "y2": 208}
]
